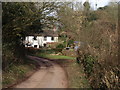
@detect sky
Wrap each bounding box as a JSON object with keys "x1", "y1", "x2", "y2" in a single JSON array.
[
  {"x1": 2, "y1": 0, "x2": 119, "y2": 9},
  {"x1": 79, "y1": 0, "x2": 119, "y2": 10}
]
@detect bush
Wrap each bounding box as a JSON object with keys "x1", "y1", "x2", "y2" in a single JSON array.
[
  {"x1": 62, "y1": 49, "x2": 76, "y2": 57},
  {"x1": 68, "y1": 39, "x2": 74, "y2": 46},
  {"x1": 56, "y1": 44, "x2": 65, "y2": 49},
  {"x1": 83, "y1": 54, "x2": 96, "y2": 76},
  {"x1": 55, "y1": 44, "x2": 65, "y2": 53}
]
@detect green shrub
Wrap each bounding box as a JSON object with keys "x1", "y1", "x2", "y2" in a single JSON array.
[
  {"x1": 83, "y1": 54, "x2": 96, "y2": 76},
  {"x1": 56, "y1": 44, "x2": 65, "y2": 49},
  {"x1": 55, "y1": 44, "x2": 65, "y2": 52},
  {"x1": 2, "y1": 62, "x2": 35, "y2": 87},
  {"x1": 68, "y1": 39, "x2": 74, "y2": 46}
]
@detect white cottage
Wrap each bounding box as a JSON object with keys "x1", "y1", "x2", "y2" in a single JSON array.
[{"x1": 24, "y1": 30, "x2": 58, "y2": 48}]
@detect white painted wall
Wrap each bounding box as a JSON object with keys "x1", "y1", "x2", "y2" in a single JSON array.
[
  {"x1": 43, "y1": 37, "x2": 55, "y2": 44},
  {"x1": 24, "y1": 36, "x2": 58, "y2": 48},
  {"x1": 37, "y1": 36, "x2": 44, "y2": 46},
  {"x1": 54, "y1": 37, "x2": 58, "y2": 42}
]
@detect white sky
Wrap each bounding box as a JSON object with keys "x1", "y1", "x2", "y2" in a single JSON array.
[
  {"x1": 79, "y1": 0, "x2": 119, "y2": 9},
  {"x1": 2, "y1": 0, "x2": 120, "y2": 9}
]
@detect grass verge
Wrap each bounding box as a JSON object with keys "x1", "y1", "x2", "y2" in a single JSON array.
[
  {"x1": 35, "y1": 51, "x2": 90, "y2": 88},
  {"x1": 62, "y1": 59, "x2": 91, "y2": 88},
  {"x1": 2, "y1": 58, "x2": 38, "y2": 88},
  {"x1": 36, "y1": 53, "x2": 75, "y2": 60}
]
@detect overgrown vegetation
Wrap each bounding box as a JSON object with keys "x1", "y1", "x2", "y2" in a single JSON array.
[
  {"x1": 2, "y1": 2, "x2": 59, "y2": 69},
  {"x1": 82, "y1": 54, "x2": 96, "y2": 76},
  {"x1": 2, "y1": 58, "x2": 38, "y2": 88},
  {"x1": 64, "y1": 60, "x2": 90, "y2": 88},
  {"x1": 2, "y1": 2, "x2": 59, "y2": 88},
  {"x1": 57, "y1": 1, "x2": 119, "y2": 89}
]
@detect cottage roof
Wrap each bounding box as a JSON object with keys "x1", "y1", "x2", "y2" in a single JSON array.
[{"x1": 27, "y1": 30, "x2": 58, "y2": 37}]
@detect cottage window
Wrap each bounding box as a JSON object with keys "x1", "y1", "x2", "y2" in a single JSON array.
[
  {"x1": 44, "y1": 36, "x2": 47, "y2": 41},
  {"x1": 33, "y1": 36, "x2": 37, "y2": 40},
  {"x1": 34, "y1": 45, "x2": 37, "y2": 48},
  {"x1": 44, "y1": 43, "x2": 46, "y2": 47},
  {"x1": 51, "y1": 37, "x2": 54, "y2": 41}
]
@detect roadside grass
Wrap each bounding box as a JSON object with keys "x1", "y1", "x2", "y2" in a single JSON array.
[
  {"x1": 51, "y1": 57, "x2": 91, "y2": 88},
  {"x1": 34, "y1": 50, "x2": 91, "y2": 88},
  {"x1": 63, "y1": 59, "x2": 91, "y2": 88},
  {"x1": 35, "y1": 53, "x2": 75, "y2": 60},
  {"x1": 2, "y1": 58, "x2": 38, "y2": 88}
]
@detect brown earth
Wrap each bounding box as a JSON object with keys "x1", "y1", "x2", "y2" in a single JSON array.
[{"x1": 14, "y1": 56, "x2": 68, "y2": 88}]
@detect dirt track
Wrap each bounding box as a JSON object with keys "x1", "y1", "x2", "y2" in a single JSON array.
[{"x1": 14, "y1": 56, "x2": 68, "y2": 88}]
